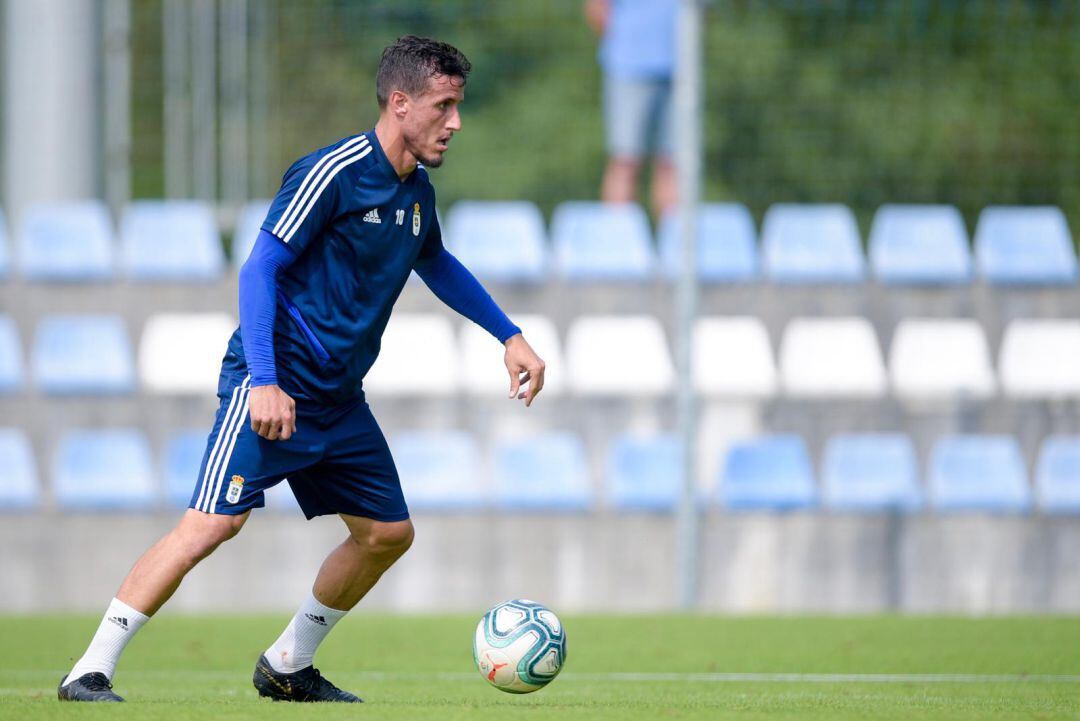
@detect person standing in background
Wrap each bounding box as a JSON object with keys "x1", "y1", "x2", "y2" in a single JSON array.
[{"x1": 586, "y1": 0, "x2": 678, "y2": 216}]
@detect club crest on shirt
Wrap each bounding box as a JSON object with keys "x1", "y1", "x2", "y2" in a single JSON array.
[
  {"x1": 412, "y1": 202, "x2": 421, "y2": 236},
  {"x1": 226, "y1": 474, "x2": 244, "y2": 504}
]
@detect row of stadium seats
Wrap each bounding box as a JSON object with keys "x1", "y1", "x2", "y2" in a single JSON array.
[
  {"x1": 3, "y1": 312, "x2": 1080, "y2": 399},
  {"x1": 0, "y1": 200, "x2": 1076, "y2": 285},
  {"x1": 1, "y1": 428, "x2": 1077, "y2": 513}
]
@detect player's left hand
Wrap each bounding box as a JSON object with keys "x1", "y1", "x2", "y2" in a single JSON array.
[{"x1": 504, "y1": 334, "x2": 545, "y2": 407}]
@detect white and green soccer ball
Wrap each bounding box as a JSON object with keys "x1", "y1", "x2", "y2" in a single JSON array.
[{"x1": 473, "y1": 599, "x2": 566, "y2": 693}]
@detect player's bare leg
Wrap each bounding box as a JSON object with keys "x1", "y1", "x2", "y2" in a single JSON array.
[
  {"x1": 601, "y1": 156, "x2": 641, "y2": 204},
  {"x1": 59, "y1": 510, "x2": 249, "y2": 701},
  {"x1": 117, "y1": 509, "x2": 250, "y2": 614},
  {"x1": 255, "y1": 516, "x2": 414, "y2": 703}
]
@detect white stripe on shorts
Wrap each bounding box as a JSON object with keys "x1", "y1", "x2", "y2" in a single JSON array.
[
  {"x1": 195, "y1": 375, "x2": 250, "y2": 512},
  {"x1": 206, "y1": 380, "x2": 253, "y2": 514}
]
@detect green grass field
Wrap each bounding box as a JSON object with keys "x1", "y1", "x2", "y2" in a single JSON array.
[{"x1": 4, "y1": 615, "x2": 1078, "y2": 720}]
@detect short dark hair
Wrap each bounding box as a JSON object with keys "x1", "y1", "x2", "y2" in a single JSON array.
[{"x1": 376, "y1": 36, "x2": 471, "y2": 109}]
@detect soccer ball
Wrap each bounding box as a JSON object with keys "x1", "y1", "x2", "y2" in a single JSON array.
[{"x1": 473, "y1": 599, "x2": 566, "y2": 693}]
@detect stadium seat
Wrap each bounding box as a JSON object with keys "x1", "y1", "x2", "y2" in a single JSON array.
[
  {"x1": 0, "y1": 207, "x2": 9, "y2": 278},
  {"x1": 606, "y1": 433, "x2": 683, "y2": 511},
  {"x1": 551, "y1": 201, "x2": 654, "y2": 280},
  {"x1": 778, "y1": 317, "x2": 887, "y2": 397},
  {"x1": 32, "y1": 314, "x2": 135, "y2": 394},
  {"x1": 869, "y1": 204, "x2": 972, "y2": 284},
  {"x1": 821, "y1": 434, "x2": 922, "y2": 511},
  {"x1": 392, "y1": 431, "x2": 486, "y2": 510},
  {"x1": 659, "y1": 203, "x2": 758, "y2": 281},
  {"x1": 445, "y1": 201, "x2": 547, "y2": 282},
  {"x1": 53, "y1": 430, "x2": 157, "y2": 510},
  {"x1": 928, "y1": 435, "x2": 1031, "y2": 512},
  {"x1": 138, "y1": 313, "x2": 236, "y2": 394},
  {"x1": 566, "y1": 315, "x2": 674, "y2": 396},
  {"x1": 16, "y1": 201, "x2": 115, "y2": 280},
  {"x1": 761, "y1": 203, "x2": 864, "y2": 283},
  {"x1": 163, "y1": 430, "x2": 206, "y2": 507},
  {"x1": 975, "y1": 205, "x2": 1077, "y2": 284},
  {"x1": 0, "y1": 316, "x2": 24, "y2": 393},
  {"x1": 232, "y1": 200, "x2": 272, "y2": 269},
  {"x1": 693, "y1": 316, "x2": 777, "y2": 397},
  {"x1": 1035, "y1": 436, "x2": 1080, "y2": 514},
  {"x1": 120, "y1": 200, "x2": 224, "y2": 280},
  {"x1": 719, "y1": 435, "x2": 816, "y2": 510},
  {"x1": 999, "y1": 320, "x2": 1080, "y2": 398},
  {"x1": 460, "y1": 314, "x2": 564, "y2": 396},
  {"x1": 493, "y1": 432, "x2": 592, "y2": 510},
  {"x1": 363, "y1": 314, "x2": 459, "y2": 395},
  {"x1": 0, "y1": 429, "x2": 40, "y2": 510},
  {"x1": 889, "y1": 319, "x2": 995, "y2": 400}
]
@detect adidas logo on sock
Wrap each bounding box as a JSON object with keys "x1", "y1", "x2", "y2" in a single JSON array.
[
  {"x1": 363, "y1": 208, "x2": 381, "y2": 224},
  {"x1": 108, "y1": 616, "x2": 129, "y2": 630},
  {"x1": 305, "y1": 613, "x2": 327, "y2": 626}
]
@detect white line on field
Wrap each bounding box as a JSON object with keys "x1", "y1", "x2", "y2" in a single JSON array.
[{"x1": 7, "y1": 671, "x2": 1080, "y2": 687}]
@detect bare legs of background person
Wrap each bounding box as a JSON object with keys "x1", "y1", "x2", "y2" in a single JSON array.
[{"x1": 601, "y1": 155, "x2": 677, "y2": 217}]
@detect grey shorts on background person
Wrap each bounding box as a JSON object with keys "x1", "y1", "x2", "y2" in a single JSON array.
[{"x1": 603, "y1": 74, "x2": 674, "y2": 159}]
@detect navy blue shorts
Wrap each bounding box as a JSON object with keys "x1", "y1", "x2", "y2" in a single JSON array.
[{"x1": 188, "y1": 375, "x2": 408, "y2": 521}]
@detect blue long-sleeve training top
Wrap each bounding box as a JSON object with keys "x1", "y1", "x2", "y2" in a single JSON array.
[{"x1": 228, "y1": 129, "x2": 520, "y2": 407}]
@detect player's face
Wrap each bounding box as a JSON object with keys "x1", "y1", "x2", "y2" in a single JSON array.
[{"x1": 402, "y1": 73, "x2": 464, "y2": 168}]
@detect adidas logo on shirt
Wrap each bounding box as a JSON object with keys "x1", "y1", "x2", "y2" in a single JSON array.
[
  {"x1": 305, "y1": 613, "x2": 327, "y2": 626},
  {"x1": 363, "y1": 208, "x2": 381, "y2": 224},
  {"x1": 108, "y1": 616, "x2": 129, "y2": 630}
]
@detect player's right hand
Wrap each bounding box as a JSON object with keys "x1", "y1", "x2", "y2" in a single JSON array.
[{"x1": 249, "y1": 384, "x2": 297, "y2": 441}]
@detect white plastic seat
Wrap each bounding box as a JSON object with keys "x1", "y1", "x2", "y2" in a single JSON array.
[
  {"x1": 999, "y1": 320, "x2": 1080, "y2": 398},
  {"x1": 460, "y1": 314, "x2": 563, "y2": 396},
  {"x1": 363, "y1": 314, "x2": 459, "y2": 396},
  {"x1": 138, "y1": 313, "x2": 237, "y2": 394},
  {"x1": 566, "y1": 315, "x2": 674, "y2": 397},
  {"x1": 693, "y1": 316, "x2": 777, "y2": 398},
  {"x1": 889, "y1": 319, "x2": 995, "y2": 400},
  {"x1": 779, "y1": 318, "x2": 886, "y2": 397}
]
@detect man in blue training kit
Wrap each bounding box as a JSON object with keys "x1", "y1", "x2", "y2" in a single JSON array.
[{"x1": 59, "y1": 36, "x2": 546, "y2": 704}]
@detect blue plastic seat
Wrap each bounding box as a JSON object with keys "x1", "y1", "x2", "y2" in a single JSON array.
[
  {"x1": 163, "y1": 430, "x2": 207, "y2": 507},
  {"x1": 822, "y1": 434, "x2": 922, "y2": 511},
  {"x1": 32, "y1": 315, "x2": 135, "y2": 394},
  {"x1": 0, "y1": 316, "x2": 24, "y2": 393},
  {"x1": 762, "y1": 203, "x2": 864, "y2": 283},
  {"x1": 53, "y1": 430, "x2": 157, "y2": 510},
  {"x1": 16, "y1": 201, "x2": 115, "y2": 280},
  {"x1": 719, "y1": 435, "x2": 816, "y2": 510},
  {"x1": 494, "y1": 432, "x2": 592, "y2": 511},
  {"x1": 552, "y1": 202, "x2": 654, "y2": 281},
  {"x1": 606, "y1": 433, "x2": 684, "y2": 511},
  {"x1": 975, "y1": 206, "x2": 1077, "y2": 284},
  {"x1": 929, "y1": 435, "x2": 1031, "y2": 512},
  {"x1": 393, "y1": 431, "x2": 485, "y2": 510},
  {"x1": 0, "y1": 207, "x2": 10, "y2": 278},
  {"x1": 869, "y1": 204, "x2": 972, "y2": 284},
  {"x1": 0, "y1": 429, "x2": 40, "y2": 509},
  {"x1": 232, "y1": 200, "x2": 272, "y2": 270},
  {"x1": 659, "y1": 203, "x2": 758, "y2": 281},
  {"x1": 120, "y1": 200, "x2": 223, "y2": 280},
  {"x1": 1035, "y1": 436, "x2": 1080, "y2": 514},
  {"x1": 445, "y1": 201, "x2": 547, "y2": 282}
]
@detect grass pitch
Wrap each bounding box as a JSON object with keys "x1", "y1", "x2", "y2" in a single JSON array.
[{"x1": 3, "y1": 615, "x2": 1078, "y2": 720}]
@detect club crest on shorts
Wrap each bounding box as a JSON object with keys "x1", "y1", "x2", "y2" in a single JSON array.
[
  {"x1": 412, "y1": 202, "x2": 421, "y2": 236},
  {"x1": 226, "y1": 474, "x2": 244, "y2": 504}
]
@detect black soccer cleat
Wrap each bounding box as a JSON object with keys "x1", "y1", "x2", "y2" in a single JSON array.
[
  {"x1": 57, "y1": 672, "x2": 125, "y2": 702},
  {"x1": 252, "y1": 654, "x2": 362, "y2": 703}
]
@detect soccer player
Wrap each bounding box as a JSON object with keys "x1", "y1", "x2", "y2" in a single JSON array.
[{"x1": 59, "y1": 36, "x2": 545, "y2": 703}]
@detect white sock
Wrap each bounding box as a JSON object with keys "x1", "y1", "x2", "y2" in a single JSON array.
[
  {"x1": 265, "y1": 592, "x2": 348, "y2": 673},
  {"x1": 65, "y1": 597, "x2": 150, "y2": 685}
]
